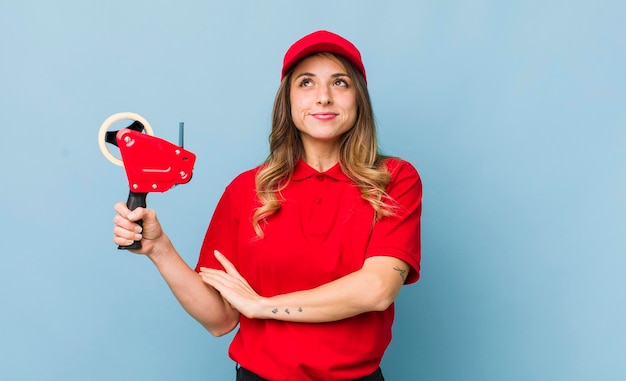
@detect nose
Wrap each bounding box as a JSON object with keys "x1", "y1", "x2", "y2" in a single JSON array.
[{"x1": 316, "y1": 85, "x2": 333, "y2": 105}]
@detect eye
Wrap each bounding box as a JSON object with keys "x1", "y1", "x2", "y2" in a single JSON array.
[
  {"x1": 333, "y1": 78, "x2": 350, "y2": 87},
  {"x1": 298, "y1": 78, "x2": 313, "y2": 87}
]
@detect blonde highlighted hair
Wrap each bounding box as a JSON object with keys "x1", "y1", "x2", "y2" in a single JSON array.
[{"x1": 252, "y1": 53, "x2": 394, "y2": 237}]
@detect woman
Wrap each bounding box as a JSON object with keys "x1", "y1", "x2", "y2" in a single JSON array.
[{"x1": 113, "y1": 30, "x2": 422, "y2": 381}]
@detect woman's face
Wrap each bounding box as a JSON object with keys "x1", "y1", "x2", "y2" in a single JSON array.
[{"x1": 289, "y1": 54, "x2": 357, "y2": 155}]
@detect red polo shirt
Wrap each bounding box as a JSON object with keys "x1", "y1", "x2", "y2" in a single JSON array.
[{"x1": 196, "y1": 158, "x2": 421, "y2": 381}]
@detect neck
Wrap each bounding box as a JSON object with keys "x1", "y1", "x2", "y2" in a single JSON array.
[{"x1": 301, "y1": 152, "x2": 340, "y2": 172}]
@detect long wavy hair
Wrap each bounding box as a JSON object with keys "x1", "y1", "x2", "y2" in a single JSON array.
[{"x1": 252, "y1": 52, "x2": 394, "y2": 237}]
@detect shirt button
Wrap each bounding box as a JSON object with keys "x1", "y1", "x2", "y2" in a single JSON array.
[
  {"x1": 316, "y1": 174, "x2": 325, "y2": 182},
  {"x1": 315, "y1": 198, "x2": 322, "y2": 204}
]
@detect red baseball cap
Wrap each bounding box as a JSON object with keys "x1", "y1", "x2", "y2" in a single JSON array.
[{"x1": 281, "y1": 30, "x2": 366, "y2": 83}]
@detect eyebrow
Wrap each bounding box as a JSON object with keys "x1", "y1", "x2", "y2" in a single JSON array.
[{"x1": 294, "y1": 72, "x2": 350, "y2": 79}]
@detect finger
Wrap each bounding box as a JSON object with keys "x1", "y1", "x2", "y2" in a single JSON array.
[
  {"x1": 198, "y1": 268, "x2": 228, "y2": 280},
  {"x1": 199, "y1": 270, "x2": 246, "y2": 295},
  {"x1": 199, "y1": 272, "x2": 231, "y2": 293},
  {"x1": 114, "y1": 201, "x2": 149, "y2": 223},
  {"x1": 113, "y1": 225, "x2": 142, "y2": 243},
  {"x1": 113, "y1": 235, "x2": 137, "y2": 247},
  {"x1": 199, "y1": 269, "x2": 242, "y2": 289},
  {"x1": 126, "y1": 207, "x2": 146, "y2": 222},
  {"x1": 113, "y1": 204, "x2": 141, "y2": 223},
  {"x1": 198, "y1": 267, "x2": 223, "y2": 275},
  {"x1": 113, "y1": 214, "x2": 143, "y2": 233},
  {"x1": 114, "y1": 201, "x2": 131, "y2": 216},
  {"x1": 213, "y1": 250, "x2": 243, "y2": 278}
]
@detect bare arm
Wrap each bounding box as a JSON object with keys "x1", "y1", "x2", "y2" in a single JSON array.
[
  {"x1": 199, "y1": 250, "x2": 409, "y2": 323},
  {"x1": 113, "y1": 203, "x2": 239, "y2": 336}
]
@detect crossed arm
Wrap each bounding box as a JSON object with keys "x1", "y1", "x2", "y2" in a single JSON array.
[
  {"x1": 199, "y1": 250, "x2": 409, "y2": 323},
  {"x1": 114, "y1": 203, "x2": 409, "y2": 335}
]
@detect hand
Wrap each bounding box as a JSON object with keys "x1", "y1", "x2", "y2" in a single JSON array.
[
  {"x1": 113, "y1": 202, "x2": 165, "y2": 256},
  {"x1": 199, "y1": 250, "x2": 264, "y2": 319}
]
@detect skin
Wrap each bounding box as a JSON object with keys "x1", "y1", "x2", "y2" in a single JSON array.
[
  {"x1": 288, "y1": 54, "x2": 358, "y2": 171},
  {"x1": 113, "y1": 203, "x2": 238, "y2": 336},
  {"x1": 112, "y1": 54, "x2": 410, "y2": 334}
]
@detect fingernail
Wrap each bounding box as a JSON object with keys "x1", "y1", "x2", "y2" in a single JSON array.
[
  {"x1": 214, "y1": 250, "x2": 221, "y2": 256},
  {"x1": 134, "y1": 225, "x2": 143, "y2": 233},
  {"x1": 128, "y1": 212, "x2": 136, "y2": 220},
  {"x1": 134, "y1": 233, "x2": 142, "y2": 241}
]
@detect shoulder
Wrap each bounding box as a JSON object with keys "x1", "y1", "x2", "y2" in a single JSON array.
[
  {"x1": 382, "y1": 157, "x2": 421, "y2": 182},
  {"x1": 224, "y1": 165, "x2": 262, "y2": 194},
  {"x1": 229, "y1": 165, "x2": 261, "y2": 184}
]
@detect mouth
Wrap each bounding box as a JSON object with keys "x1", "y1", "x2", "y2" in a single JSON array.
[{"x1": 311, "y1": 112, "x2": 338, "y2": 121}]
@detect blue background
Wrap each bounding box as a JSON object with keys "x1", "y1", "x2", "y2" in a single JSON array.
[{"x1": 1, "y1": 1, "x2": 624, "y2": 380}]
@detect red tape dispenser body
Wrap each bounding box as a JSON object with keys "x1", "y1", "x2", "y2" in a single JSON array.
[
  {"x1": 116, "y1": 128, "x2": 196, "y2": 193},
  {"x1": 99, "y1": 112, "x2": 196, "y2": 250}
]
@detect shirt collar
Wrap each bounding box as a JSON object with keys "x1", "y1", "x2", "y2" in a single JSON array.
[{"x1": 292, "y1": 158, "x2": 351, "y2": 182}]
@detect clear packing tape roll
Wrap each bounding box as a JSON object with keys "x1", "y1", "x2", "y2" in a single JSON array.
[{"x1": 98, "y1": 112, "x2": 154, "y2": 166}]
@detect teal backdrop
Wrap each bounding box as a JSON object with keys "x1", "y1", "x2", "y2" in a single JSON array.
[{"x1": 1, "y1": 1, "x2": 624, "y2": 380}]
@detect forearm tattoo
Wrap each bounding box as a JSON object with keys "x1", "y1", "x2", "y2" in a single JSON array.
[
  {"x1": 394, "y1": 266, "x2": 408, "y2": 282},
  {"x1": 271, "y1": 307, "x2": 303, "y2": 315}
]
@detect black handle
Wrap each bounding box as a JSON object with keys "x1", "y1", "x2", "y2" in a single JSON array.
[{"x1": 118, "y1": 191, "x2": 148, "y2": 250}]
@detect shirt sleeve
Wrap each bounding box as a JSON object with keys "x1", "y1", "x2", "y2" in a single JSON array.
[{"x1": 365, "y1": 159, "x2": 422, "y2": 284}]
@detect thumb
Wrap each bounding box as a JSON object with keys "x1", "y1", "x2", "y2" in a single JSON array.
[
  {"x1": 131, "y1": 208, "x2": 159, "y2": 228},
  {"x1": 127, "y1": 207, "x2": 147, "y2": 222}
]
